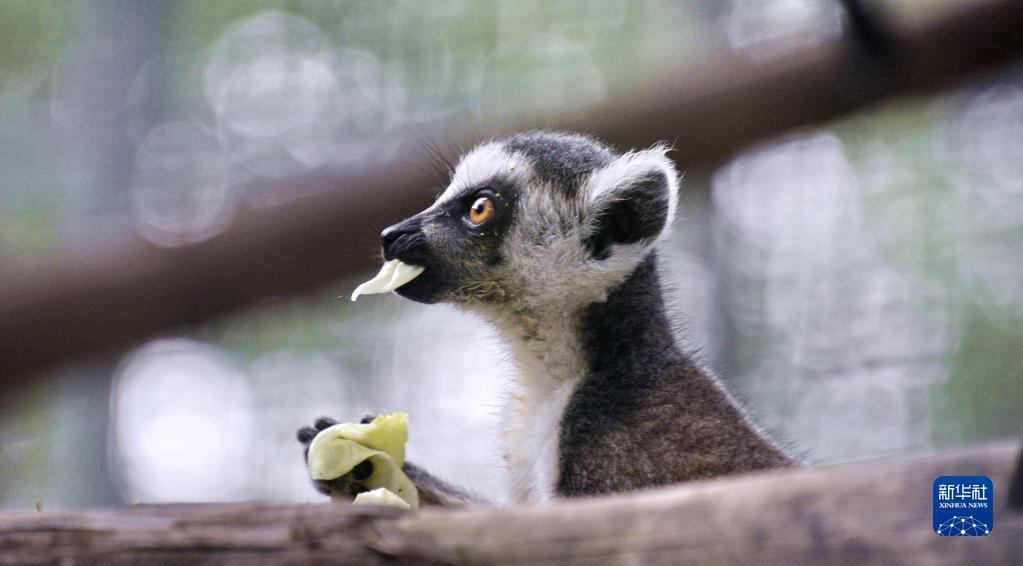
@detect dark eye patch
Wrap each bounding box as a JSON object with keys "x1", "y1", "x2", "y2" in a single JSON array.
[
  {"x1": 451, "y1": 183, "x2": 496, "y2": 207},
  {"x1": 429, "y1": 178, "x2": 518, "y2": 270},
  {"x1": 442, "y1": 178, "x2": 518, "y2": 229}
]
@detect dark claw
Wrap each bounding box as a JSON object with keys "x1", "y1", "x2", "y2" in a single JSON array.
[
  {"x1": 314, "y1": 416, "x2": 338, "y2": 430},
  {"x1": 297, "y1": 426, "x2": 317, "y2": 444},
  {"x1": 360, "y1": 414, "x2": 377, "y2": 424}
]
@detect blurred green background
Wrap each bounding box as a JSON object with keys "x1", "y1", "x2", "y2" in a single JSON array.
[{"x1": 1, "y1": 0, "x2": 1021, "y2": 507}]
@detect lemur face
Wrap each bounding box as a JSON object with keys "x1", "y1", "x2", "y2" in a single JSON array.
[{"x1": 380, "y1": 131, "x2": 679, "y2": 312}]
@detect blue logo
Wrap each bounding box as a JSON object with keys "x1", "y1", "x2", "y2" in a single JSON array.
[{"x1": 933, "y1": 475, "x2": 993, "y2": 536}]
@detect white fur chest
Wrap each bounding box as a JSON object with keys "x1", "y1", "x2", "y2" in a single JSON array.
[
  {"x1": 501, "y1": 379, "x2": 576, "y2": 502},
  {"x1": 495, "y1": 309, "x2": 586, "y2": 503}
]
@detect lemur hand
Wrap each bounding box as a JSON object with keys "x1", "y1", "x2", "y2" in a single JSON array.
[
  {"x1": 297, "y1": 413, "x2": 418, "y2": 508},
  {"x1": 297, "y1": 414, "x2": 481, "y2": 507},
  {"x1": 297, "y1": 416, "x2": 363, "y2": 500}
]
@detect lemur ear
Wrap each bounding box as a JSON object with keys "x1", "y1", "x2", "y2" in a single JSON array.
[{"x1": 582, "y1": 146, "x2": 679, "y2": 260}]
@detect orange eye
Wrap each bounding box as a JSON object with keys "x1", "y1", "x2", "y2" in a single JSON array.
[{"x1": 468, "y1": 196, "x2": 495, "y2": 225}]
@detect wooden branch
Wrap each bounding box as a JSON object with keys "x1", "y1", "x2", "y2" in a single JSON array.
[
  {"x1": 2, "y1": 0, "x2": 1023, "y2": 380},
  {"x1": 2, "y1": 440, "x2": 1021, "y2": 565}
]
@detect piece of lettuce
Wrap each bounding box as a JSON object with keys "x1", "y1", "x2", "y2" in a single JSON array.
[{"x1": 306, "y1": 412, "x2": 418, "y2": 509}]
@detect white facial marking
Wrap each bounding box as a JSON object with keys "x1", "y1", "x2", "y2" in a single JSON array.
[{"x1": 434, "y1": 142, "x2": 532, "y2": 207}]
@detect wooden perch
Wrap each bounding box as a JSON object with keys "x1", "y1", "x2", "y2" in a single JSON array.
[
  {"x1": 2, "y1": 0, "x2": 1023, "y2": 381},
  {"x1": 2, "y1": 440, "x2": 1020, "y2": 565}
]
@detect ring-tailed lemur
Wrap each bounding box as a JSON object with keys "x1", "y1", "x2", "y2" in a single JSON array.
[{"x1": 298, "y1": 131, "x2": 796, "y2": 505}]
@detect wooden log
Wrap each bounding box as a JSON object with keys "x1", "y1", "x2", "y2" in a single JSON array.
[{"x1": 1, "y1": 440, "x2": 1020, "y2": 565}]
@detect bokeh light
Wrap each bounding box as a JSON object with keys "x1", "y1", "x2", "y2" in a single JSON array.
[
  {"x1": 111, "y1": 339, "x2": 255, "y2": 502},
  {"x1": 131, "y1": 121, "x2": 233, "y2": 246}
]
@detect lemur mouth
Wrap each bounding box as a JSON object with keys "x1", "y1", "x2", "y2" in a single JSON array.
[
  {"x1": 374, "y1": 212, "x2": 460, "y2": 304},
  {"x1": 350, "y1": 259, "x2": 425, "y2": 301},
  {"x1": 391, "y1": 264, "x2": 448, "y2": 304}
]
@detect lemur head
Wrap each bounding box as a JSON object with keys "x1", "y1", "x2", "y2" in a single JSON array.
[{"x1": 381, "y1": 131, "x2": 679, "y2": 316}]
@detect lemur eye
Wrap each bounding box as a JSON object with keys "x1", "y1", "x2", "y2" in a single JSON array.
[{"x1": 468, "y1": 196, "x2": 495, "y2": 226}]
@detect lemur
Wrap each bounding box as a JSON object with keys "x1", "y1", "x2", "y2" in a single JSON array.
[{"x1": 298, "y1": 131, "x2": 796, "y2": 506}]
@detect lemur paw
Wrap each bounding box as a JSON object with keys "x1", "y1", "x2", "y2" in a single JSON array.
[
  {"x1": 296, "y1": 415, "x2": 375, "y2": 499},
  {"x1": 296, "y1": 414, "x2": 375, "y2": 444}
]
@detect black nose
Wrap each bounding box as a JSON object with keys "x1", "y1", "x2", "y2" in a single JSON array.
[
  {"x1": 380, "y1": 219, "x2": 421, "y2": 260},
  {"x1": 381, "y1": 224, "x2": 404, "y2": 252}
]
